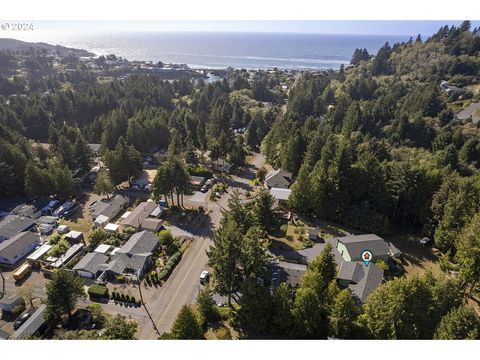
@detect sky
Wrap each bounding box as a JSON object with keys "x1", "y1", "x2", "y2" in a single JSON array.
[{"x1": 10, "y1": 20, "x2": 480, "y2": 37}]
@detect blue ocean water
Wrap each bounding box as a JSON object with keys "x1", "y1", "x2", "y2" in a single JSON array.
[{"x1": 41, "y1": 32, "x2": 410, "y2": 70}]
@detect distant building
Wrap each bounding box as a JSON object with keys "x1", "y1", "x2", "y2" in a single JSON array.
[
  {"x1": 0, "y1": 231, "x2": 41, "y2": 266},
  {"x1": 440, "y1": 80, "x2": 466, "y2": 97},
  {"x1": 264, "y1": 169, "x2": 292, "y2": 189}
]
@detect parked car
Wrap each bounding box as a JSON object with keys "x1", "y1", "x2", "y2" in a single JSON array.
[
  {"x1": 199, "y1": 270, "x2": 210, "y2": 285},
  {"x1": 53, "y1": 202, "x2": 74, "y2": 217},
  {"x1": 419, "y1": 237, "x2": 433, "y2": 247},
  {"x1": 13, "y1": 312, "x2": 32, "y2": 330},
  {"x1": 200, "y1": 184, "x2": 209, "y2": 193},
  {"x1": 205, "y1": 178, "x2": 214, "y2": 186}
]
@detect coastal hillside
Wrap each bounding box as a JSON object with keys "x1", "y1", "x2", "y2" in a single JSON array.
[{"x1": 0, "y1": 37, "x2": 93, "y2": 57}]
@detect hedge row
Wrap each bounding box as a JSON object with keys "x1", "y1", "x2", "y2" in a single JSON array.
[
  {"x1": 158, "y1": 250, "x2": 182, "y2": 282},
  {"x1": 88, "y1": 284, "x2": 109, "y2": 299},
  {"x1": 110, "y1": 291, "x2": 141, "y2": 306}
]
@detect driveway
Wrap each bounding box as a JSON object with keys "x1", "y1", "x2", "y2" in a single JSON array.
[
  {"x1": 188, "y1": 191, "x2": 208, "y2": 204},
  {"x1": 457, "y1": 101, "x2": 480, "y2": 124}
]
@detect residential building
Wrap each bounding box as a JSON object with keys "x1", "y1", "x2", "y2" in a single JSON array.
[
  {"x1": 73, "y1": 252, "x2": 109, "y2": 279},
  {"x1": 119, "y1": 201, "x2": 159, "y2": 231},
  {"x1": 0, "y1": 215, "x2": 36, "y2": 242},
  {"x1": 264, "y1": 169, "x2": 292, "y2": 189},
  {"x1": 269, "y1": 187, "x2": 292, "y2": 201},
  {"x1": 51, "y1": 243, "x2": 85, "y2": 269},
  {"x1": 26, "y1": 244, "x2": 52, "y2": 263},
  {"x1": 335, "y1": 234, "x2": 391, "y2": 262},
  {"x1": 104, "y1": 230, "x2": 159, "y2": 278},
  {"x1": 337, "y1": 261, "x2": 384, "y2": 304},
  {"x1": 12, "y1": 304, "x2": 47, "y2": 339},
  {"x1": 89, "y1": 195, "x2": 129, "y2": 222},
  {"x1": 0, "y1": 231, "x2": 41, "y2": 266}
]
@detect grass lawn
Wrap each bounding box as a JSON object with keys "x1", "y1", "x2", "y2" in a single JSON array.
[
  {"x1": 59, "y1": 217, "x2": 91, "y2": 234},
  {"x1": 387, "y1": 234, "x2": 442, "y2": 278},
  {"x1": 268, "y1": 221, "x2": 307, "y2": 251}
]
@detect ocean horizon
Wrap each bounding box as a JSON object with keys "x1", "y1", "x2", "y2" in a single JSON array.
[{"x1": 10, "y1": 31, "x2": 411, "y2": 70}]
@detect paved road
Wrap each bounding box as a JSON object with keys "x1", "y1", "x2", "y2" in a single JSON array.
[
  {"x1": 457, "y1": 101, "x2": 480, "y2": 124},
  {"x1": 136, "y1": 152, "x2": 265, "y2": 338}
]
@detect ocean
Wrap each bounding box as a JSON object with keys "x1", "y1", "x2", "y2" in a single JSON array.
[{"x1": 25, "y1": 32, "x2": 410, "y2": 70}]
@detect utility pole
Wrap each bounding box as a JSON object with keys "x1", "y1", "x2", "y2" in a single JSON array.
[{"x1": 0, "y1": 268, "x2": 5, "y2": 299}]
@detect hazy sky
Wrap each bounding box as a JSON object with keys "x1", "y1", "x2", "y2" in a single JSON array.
[{"x1": 18, "y1": 20, "x2": 480, "y2": 36}]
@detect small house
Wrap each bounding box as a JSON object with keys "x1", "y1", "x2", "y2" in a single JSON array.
[
  {"x1": 51, "y1": 243, "x2": 85, "y2": 269},
  {"x1": 104, "y1": 223, "x2": 120, "y2": 233},
  {"x1": 0, "y1": 231, "x2": 41, "y2": 266},
  {"x1": 65, "y1": 230, "x2": 84, "y2": 243},
  {"x1": 12, "y1": 304, "x2": 47, "y2": 339},
  {"x1": 93, "y1": 214, "x2": 109, "y2": 228},
  {"x1": 264, "y1": 169, "x2": 292, "y2": 189},
  {"x1": 73, "y1": 252, "x2": 109, "y2": 279},
  {"x1": 0, "y1": 215, "x2": 36, "y2": 243},
  {"x1": 26, "y1": 244, "x2": 52, "y2": 263}
]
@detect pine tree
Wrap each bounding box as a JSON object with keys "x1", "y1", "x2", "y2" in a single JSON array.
[
  {"x1": 329, "y1": 289, "x2": 358, "y2": 339},
  {"x1": 434, "y1": 306, "x2": 480, "y2": 339},
  {"x1": 207, "y1": 217, "x2": 243, "y2": 305},
  {"x1": 195, "y1": 286, "x2": 218, "y2": 328},
  {"x1": 271, "y1": 282, "x2": 294, "y2": 336},
  {"x1": 170, "y1": 305, "x2": 204, "y2": 339},
  {"x1": 45, "y1": 270, "x2": 85, "y2": 325},
  {"x1": 93, "y1": 171, "x2": 115, "y2": 199}
]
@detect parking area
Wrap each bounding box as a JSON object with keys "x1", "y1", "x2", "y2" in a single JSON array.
[{"x1": 189, "y1": 191, "x2": 209, "y2": 204}]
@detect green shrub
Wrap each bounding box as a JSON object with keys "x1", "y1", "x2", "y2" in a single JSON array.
[
  {"x1": 116, "y1": 274, "x2": 126, "y2": 283},
  {"x1": 188, "y1": 166, "x2": 213, "y2": 179},
  {"x1": 88, "y1": 284, "x2": 109, "y2": 299},
  {"x1": 215, "y1": 326, "x2": 233, "y2": 340}
]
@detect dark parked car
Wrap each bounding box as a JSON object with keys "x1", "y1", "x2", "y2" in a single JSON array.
[
  {"x1": 200, "y1": 184, "x2": 209, "y2": 193},
  {"x1": 13, "y1": 312, "x2": 32, "y2": 330}
]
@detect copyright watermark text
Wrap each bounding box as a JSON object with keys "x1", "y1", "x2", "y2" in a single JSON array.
[{"x1": 1, "y1": 22, "x2": 34, "y2": 31}]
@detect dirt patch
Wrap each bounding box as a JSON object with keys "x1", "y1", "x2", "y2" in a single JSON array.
[{"x1": 387, "y1": 234, "x2": 442, "y2": 278}]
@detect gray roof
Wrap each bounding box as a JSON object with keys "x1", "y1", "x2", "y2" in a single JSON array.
[
  {"x1": 119, "y1": 230, "x2": 159, "y2": 255},
  {"x1": 12, "y1": 304, "x2": 46, "y2": 339},
  {"x1": 269, "y1": 261, "x2": 307, "y2": 289},
  {"x1": 265, "y1": 169, "x2": 292, "y2": 187},
  {"x1": 336, "y1": 234, "x2": 390, "y2": 260},
  {"x1": 105, "y1": 230, "x2": 158, "y2": 275},
  {"x1": 141, "y1": 218, "x2": 163, "y2": 232},
  {"x1": 52, "y1": 243, "x2": 84, "y2": 268},
  {"x1": 90, "y1": 195, "x2": 129, "y2": 221},
  {"x1": 120, "y1": 202, "x2": 157, "y2": 228},
  {"x1": 106, "y1": 252, "x2": 151, "y2": 275},
  {"x1": 338, "y1": 261, "x2": 363, "y2": 283},
  {"x1": 0, "y1": 215, "x2": 36, "y2": 239},
  {"x1": 88, "y1": 143, "x2": 101, "y2": 154},
  {"x1": 348, "y1": 263, "x2": 384, "y2": 304},
  {"x1": 73, "y1": 252, "x2": 109, "y2": 275},
  {"x1": 0, "y1": 231, "x2": 41, "y2": 260}
]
